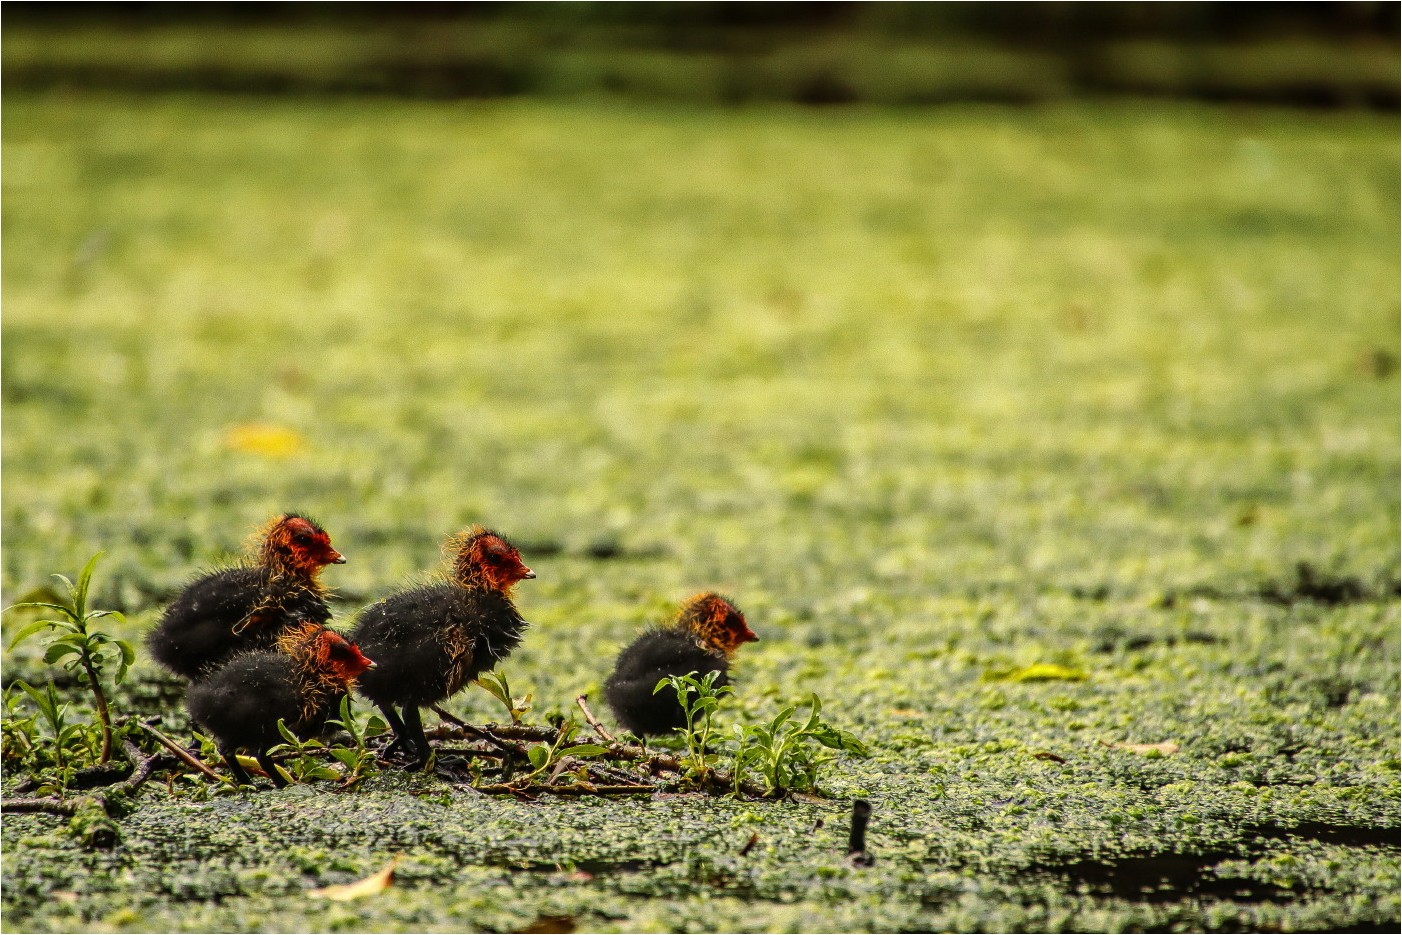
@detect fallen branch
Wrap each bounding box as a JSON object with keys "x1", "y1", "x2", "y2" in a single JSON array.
[
  {"x1": 415, "y1": 712, "x2": 771, "y2": 798},
  {"x1": 424, "y1": 724, "x2": 532, "y2": 758},
  {"x1": 433, "y1": 747, "x2": 508, "y2": 760},
  {"x1": 594, "y1": 740, "x2": 769, "y2": 798},
  {"x1": 2, "y1": 734, "x2": 161, "y2": 815},
  {"x1": 1, "y1": 796, "x2": 77, "y2": 816}
]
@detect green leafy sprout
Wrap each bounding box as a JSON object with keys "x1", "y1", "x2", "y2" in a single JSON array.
[
  {"x1": 476, "y1": 669, "x2": 533, "y2": 724},
  {"x1": 731, "y1": 693, "x2": 868, "y2": 796},
  {"x1": 4, "y1": 553, "x2": 133, "y2": 765},
  {"x1": 265, "y1": 698, "x2": 392, "y2": 787},
  {"x1": 655, "y1": 670, "x2": 732, "y2": 784},
  {"x1": 656, "y1": 671, "x2": 867, "y2": 796},
  {"x1": 523, "y1": 719, "x2": 610, "y2": 781}
]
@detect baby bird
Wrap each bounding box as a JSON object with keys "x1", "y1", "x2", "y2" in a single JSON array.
[
  {"x1": 604, "y1": 592, "x2": 758, "y2": 737},
  {"x1": 350, "y1": 527, "x2": 534, "y2": 767},
  {"x1": 147, "y1": 513, "x2": 346, "y2": 679},
  {"x1": 186, "y1": 621, "x2": 375, "y2": 787}
]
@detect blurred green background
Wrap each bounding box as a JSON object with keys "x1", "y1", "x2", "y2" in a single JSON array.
[
  {"x1": 4, "y1": 2, "x2": 1400, "y2": 106},
  {"x1": 2, "y1": 4, "x2": 1399, "y2": 933}
]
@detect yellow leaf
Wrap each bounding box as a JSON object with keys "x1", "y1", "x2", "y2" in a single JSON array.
[
  {"x1": 1104, "y1": 741, "x2": 1180, "y2": 756},
  {"x1": 224, "y1": 423, "x2": 305, "y2": 458},
  {"x1": 984, "y1": 663, "x2": 1087, "y2": 683},
  {"x1": 309, "y1": 858, "x2": 398, "y2": 901}
]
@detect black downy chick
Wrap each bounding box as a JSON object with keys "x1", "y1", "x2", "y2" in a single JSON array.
[
  {"x1": 350, "y1": 527, "x2": 534, "y2": 767},
  {"x1": 186, "y1": 621, "x2": 375, "y2": 787},
  {"x1": 148, "y1": 513, "x2": 345, "y2": 679},
  {"x1": 604, "y1": 592, "x2": 758, "y2": 737}
]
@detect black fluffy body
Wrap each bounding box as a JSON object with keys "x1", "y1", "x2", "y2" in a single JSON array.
[
  {"x1": 350, "y1": 582, "x2": 527, "y2": 763},
  {"x1": 604, "y1": 627, "x2": 730, "y2": 737},
  {"x1": 185, "y1": 649, "x2": 342, "y2": 787},
  {"x1": 147, "y1": 567, "x2": 331, "y2": 679}
]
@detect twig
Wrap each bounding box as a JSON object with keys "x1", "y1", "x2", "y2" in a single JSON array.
[
  {"x1": 139, "y1": 720, "x2": 228, "y2": 784},
  {"x1": 475, "y1": 782, "x2": 654, "y2": 797},
  {"x1": 590, "y1": 762, "x2": 657, "y2": 787},
  {"x1": 430, "y1": 703, "x2": 469, "y2": 728},
  {"x1": 425, "y1": 724, "x2": 533, "y2": 758},
  {"x1": 574, "y1": 694, "x2": 616, "y2": 744},
  {"x1": 477, "y1": 723, "x2": 560, "y2": 742},
  {"x1": 433, "y1": 747, "x2": 507, "y2": 760}
]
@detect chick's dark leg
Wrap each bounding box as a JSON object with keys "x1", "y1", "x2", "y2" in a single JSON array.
[
  {"x1": 220, "y1": 747, "x2": 252, "y2": 787},
  {"x1": 401, "y1": 704, "x2": 430, "y2": 769},
  {"x1": 255, "y1": 749, "x2": 288, "y2": 788},
  {"x1": 377, "y1": 703, "x2": 409, "y2": 757}
]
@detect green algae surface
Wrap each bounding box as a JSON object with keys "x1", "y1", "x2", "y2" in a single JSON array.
[{"x1": 3, "y1": 95, "x2": 1398, "y2": 932}]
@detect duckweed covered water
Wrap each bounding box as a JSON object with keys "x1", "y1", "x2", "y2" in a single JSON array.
[{"x1": 3, "y1": 95, "x2": 1398, "y2": 931}]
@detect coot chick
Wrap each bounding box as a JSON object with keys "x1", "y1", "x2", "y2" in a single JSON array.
[
  {"x1": 187, "y1": 621, "x2": 375, "y2": 787},
  {"x1": 350, "y1": 526, "x2": 534, "y2": 767},
  {"x1": 148, "y1": 513, "x2": 346, "y2": 679},
  {"x1": 604, "y1": 592, "x2": 757, "y2": 737}
]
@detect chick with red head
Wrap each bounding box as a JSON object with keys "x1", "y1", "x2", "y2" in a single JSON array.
[
  {"x1": 148, "y1": 513, "x2": 346, "y2": 679},
  {"x1": 604, "y1": 592, "x2": 757, "y2": 737},
  {"x1": 350, "y1": 526, "x2": 535, "y2": 768}
]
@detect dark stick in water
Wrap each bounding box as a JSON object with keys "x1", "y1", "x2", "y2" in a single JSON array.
[{"x1": 847, "y1": 799, "x2": 874, "y2": 867}]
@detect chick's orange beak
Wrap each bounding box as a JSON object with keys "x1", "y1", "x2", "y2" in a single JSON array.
[
  {"x1": 329, "y1": 551, "x2": 347, "y2": 565},
  {"x1": 740, "y1": 625, "x2": 759, "y2": 643},
  {"x1": 521, "y1": 567, "x2": 536, "y2": 579}
]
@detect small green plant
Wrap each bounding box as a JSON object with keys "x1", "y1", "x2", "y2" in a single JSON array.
[
  {"x1": 522, "y1": 720, "x2": 609, "y2": 781},
  {"x1": 0, "y1": 684, "x2": 42, "y2": 768},
  {"x1": 2, "y1": 679, "x2": 105, "y2": 788},
  {"x1": 476, "y1": 670, "x2": 533, "y2": 724},
  {"x1": 731, "y1": 694, "x2": 867, "y2": 797},
  {"x1": 325, "y1": 696, "x2": 389, "y2": 787},
  {"x1": 260, "y1": 700, "x2": 392, "y2": 787},
  {"x1": 655, "y1": 670, "x2": 733, "y2": 784},
  {"x1": 267, "y1": 722, "x2": 340, "y2": 784},
  {"x1": 5, "y1": 553, "x2": 133, "y2": 765}
]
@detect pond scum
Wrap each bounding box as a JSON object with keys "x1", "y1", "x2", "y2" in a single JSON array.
[
  {"x1": 5, "y1": 549, "x2": 1397, "y2": 933},
  {"x1": 2, "y1": 93, "x2": 1397, "y2": 932}
]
